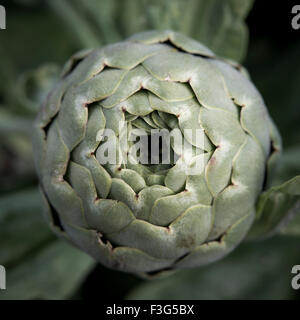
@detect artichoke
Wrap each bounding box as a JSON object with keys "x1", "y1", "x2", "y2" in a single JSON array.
[{"x1": 33, "y1": 30, "x2": 300, "y2": 277}]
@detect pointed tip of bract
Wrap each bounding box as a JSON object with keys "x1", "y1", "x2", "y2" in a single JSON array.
[{"x1": 127, "y1": 29, "x2": 215, "y2": 58}]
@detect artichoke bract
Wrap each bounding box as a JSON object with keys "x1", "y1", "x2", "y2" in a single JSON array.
[{"x1": 32, "y1": 30, "x2": 285, "y2": 277}]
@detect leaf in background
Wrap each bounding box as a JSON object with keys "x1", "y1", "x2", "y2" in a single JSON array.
[
  {"x1": 0, "y1": 143, "x2": 33, "y2": 193},
  {"x1": 275, "y1": 147, "x2": 300, "y2": 237},
  {"x1": 248, "y1": 146, "x2": 300, "y2": 238},
  {"x1": 0, "y1": 188, "x2": 95, "y2": 299},
  {"x1": 12, "y1": 63, "x2": 60, "y2": 115},
  {"x1": 47, "y1": 0, "x2": 254, "y2": 63},
  {"x1": 247, "y1": 176, "x2": 300, "y2": 240},
  {"x1": 0, "y1": 189, "x2": 53, "y2": 265},
  {"x1": 118, "y1": 0, "x2": 254, "y2": 62},
  {"x1": 0, "y1": 63, "x2": 60, "y2": 192},
  {"x1": 47, "y1": 0, "x2": 108, "y2": 49},
  {"x1": 0, "y1": 241, "x2": 95, "y2": 300},
  {"x1": 126, "y1": 237, "x2": 300, "y2": 300},
  {"x1": 0, "y1": 83, "x2": 33, "y2": 193},
  {"x1": 280, "y1": 201, "x2": 300, "y2": 237},
  {"x1": 274, "y1": 147, "x2": 300, "y2": 238}
]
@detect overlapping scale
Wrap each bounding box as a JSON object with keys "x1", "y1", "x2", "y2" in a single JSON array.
[{"x1": 33, "y1": 30, "x2": 278, "y2": 277}]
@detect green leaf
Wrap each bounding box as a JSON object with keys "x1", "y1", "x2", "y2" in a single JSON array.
[
  {"x1": 0, "y1": 189, "x2": 52, "y2": 266},
  {"x1": 0, "y1": 112, "x2": 36, "y2": 192},
  {"x1": 0, "y1": 241, "x2": 95, "y2": 300},
  {"x1": 48, "y1": 0, "x2": 106, "y2": 48},
  {"x1": 47, "y1": 0, "x2": 254, "y2": 62},
  {"x1": 126, "y1": 236, "x2": 300, "y2": 300},
  {"x1": 0, "y1": 110, "x2": 33, "y2": 135},
  {"x1": 118, "y1": 0, "x2": 254, "y2": 62},
  {"x1": 247, "y1": 176, "x2": 300, "y2": 240},
  {"x1": 280, "y1": 201, "x2": 300, "y2": 237},
  {"x1": 190, "y1": 0, "x2": 254, "y2": 62},
  {"x1": 268, "y1": 146, "x2": 300, "y2": 237},
  {"x1": 12, "y1": 63, "x2": 60, "y2": 115},
  {"x1": 0, "y1": 188, "x2": 95, "y2": 299}
]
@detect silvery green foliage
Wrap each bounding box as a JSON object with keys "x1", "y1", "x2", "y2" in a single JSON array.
[
  {"x1": 33, "y1": 31, "x2": 300, "y2": 277},
  {"x1": 48, "y1": 0, "x2": 254, "y2": 62},
  {"x1": 0, "y1": 189, "x2": 95, "y2": 300}
]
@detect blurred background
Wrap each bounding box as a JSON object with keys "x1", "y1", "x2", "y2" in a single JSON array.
[{"x1": 0, "y1": 0, "x2": 299, "y2": 300}]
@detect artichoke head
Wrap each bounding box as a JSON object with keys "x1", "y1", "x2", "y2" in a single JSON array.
[{"x1": 33, "y1": 30, "x2": 299, "y2": 278}]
